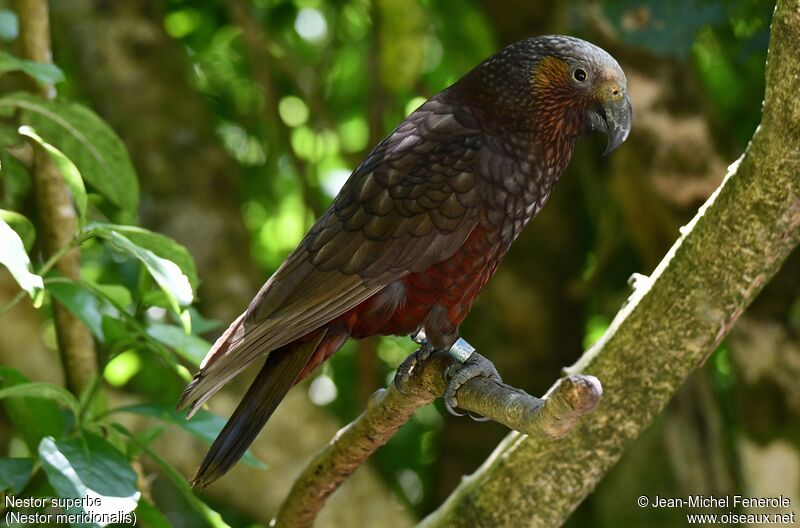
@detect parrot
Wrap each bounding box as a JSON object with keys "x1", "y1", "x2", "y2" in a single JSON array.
[{"x1": 179, "y1": 35, "x2": 632, "y2": 488}]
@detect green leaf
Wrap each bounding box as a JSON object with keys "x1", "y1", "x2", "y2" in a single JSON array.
[
  {"x1": 102, "y1": 315, "x2": 135, "y2": 351},
  {"x1": 39, "y1": 433, "x2": 140, "y2": 522},
  {"x1": 0, "y1": 93, "x2": 139, "y2": 212},
  {"x1": 19, "y1": 125, "x2": 87, "y2": 229},
  {"x1": 91, "y1": 282, "x2": 132, "y2": 308},
  {"x1": 188, "y1": 307, "x2": 221, "y2": 334},
  {"x1": 113, "y1": 404, "x2": 265, "y2": 468},
  {"x1": 0, "y1": 126, "x2": 30, "y2": 210},
  {"x1": 113, "y1": 424, "x2": 230, "y2": 528},
  {"x1": 0, "y1": 51, "x2": 65, "y2": 85},
  {"x1": 0, "y1": 367, "x2": 66, "y2": 451},
  {"x1": 0, "y1": 378, "x2": 81, "y2": 419},
  {"x1": 0, "y1": 209, "x2": 35, "y2": 250},
  {"x1": 91, "y1": 223, "x2": 199, "y2": 289},
  {"x1": 146, "y1": 323, "x2": 210, "y2": 366},
  {"x1": 0, "y1": 457, "x2": 34, "y2": 493},
  {"x1": 0, "y1": 216, "x2": 43, "y2": 302},
  {"x1": 133, "y1": 499, "x2": 172, "y2": 528},
  {"x1": 47, "y1": 279, "x2": 118, "y2": 341},
  {"x1": 96, "y1": 228, "x2": 193, "y2": 317}
]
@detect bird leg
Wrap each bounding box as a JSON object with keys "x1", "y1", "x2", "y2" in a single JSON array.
[
  {"x1": 393, "y1": 336, "x2": 436, "y2": 394},
  {"x1": 395, "y1": 331, "x2": 502, "y2": 420},
  {"x1": 443, "y1": 348, "x2": 502, "y2": 419}
]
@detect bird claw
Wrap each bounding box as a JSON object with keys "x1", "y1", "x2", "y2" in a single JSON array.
[
  {"x1": 468, "y1": 411, "x2": 491, "y2": 422},
  {"x1": 443, "y1": 351, "x2": 501, "y2": 418},
  {"x1": 444, "y1": 397, "x2": 465, "y2": 417},
  {"x1": 393, "y1": 340, "x2": 434, "y2": 394}
]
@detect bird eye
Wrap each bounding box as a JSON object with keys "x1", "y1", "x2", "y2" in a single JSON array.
[{"x1": 573, "y1": 68, "x2": 588, "y2": 82}]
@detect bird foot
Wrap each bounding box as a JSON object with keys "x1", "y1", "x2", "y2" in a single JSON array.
[
  {"x1": 443, "y1": 352, "x2": 502, "y2": 419},
  {"x1": 394, "y1": 339, "x2": 435, "y2": 394}
]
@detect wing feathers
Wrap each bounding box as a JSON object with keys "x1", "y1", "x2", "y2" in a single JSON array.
[{"x1": 181, "y1": 96, "x2": 485, "y2": 417}]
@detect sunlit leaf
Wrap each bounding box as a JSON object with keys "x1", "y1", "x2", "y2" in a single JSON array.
[
  {"x1": 0, "y1": 209, "x2": 34, "y2": 250},
  {"x1": 0, "y1": 217, "x2": 43, "y2": 302},
  {"x1": 96, "y1": 228, "x2": 193, "y2": 318},
  {"x1": 0, "y1": 367, "x2": 64, "y2": 452},
  {"x1": 91, "y1": 223, "x2": 199, "y2": 289},
  {"x1": 19, "y1": 124, "x2": 87, "y2": 229},
  {"x1": 39, "y1": 433, "x2": 140, "y2": 521},
  {"x1": 0, "y1": 457, "x2": 34, "y2": 493},
  {"x1": 0, "y1": 92, "x2": 139, "y2": 212}
]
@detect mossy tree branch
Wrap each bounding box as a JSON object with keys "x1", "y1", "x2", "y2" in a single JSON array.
[
  {"x1": 14, "y1": 0, "x2": 97, "y2": 395},
  {"x1": 418, "y1": 1, "x2": 800, "y2": 526},
  {"x1": 275, "y1": 352, "x2": 601, "y2": 528}
]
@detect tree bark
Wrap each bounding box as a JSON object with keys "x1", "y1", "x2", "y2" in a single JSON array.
[
  {"x1": 14, "y1": 0, "x2": 97, "y2": 395},
  {"x1": 418, "y1": 1, "x2": 800, "y2": 525},
  {"x1": 275, "y1": 350, "x2": 601, "y2": 528}
]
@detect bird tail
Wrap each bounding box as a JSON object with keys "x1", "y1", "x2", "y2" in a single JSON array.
[{"x1": 190, "y1": 329, "x2": 327, "y2": 488}]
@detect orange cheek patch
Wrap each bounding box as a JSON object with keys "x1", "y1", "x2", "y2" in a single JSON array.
[{"x1": 530, "y1": 56, "x2": 570, "y2": 92}]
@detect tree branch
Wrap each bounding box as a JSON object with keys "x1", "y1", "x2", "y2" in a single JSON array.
[
  {"x1": 417, "y1": 2, "x2": 800, "y2": 526},
  {"x1": 14, "y1": 0, "x2": 97, "y2": 395},
  {"x1": 274, "y1": 353, "x2": 601, "y2": 528}
]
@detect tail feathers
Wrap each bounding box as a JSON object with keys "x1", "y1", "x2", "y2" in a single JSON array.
[
  {"x1": 190, "y1": 330, "x2": 326, "y2": 488},
  {"x1": 177, "y1": 313, "x2": 247, "y2": 416}
]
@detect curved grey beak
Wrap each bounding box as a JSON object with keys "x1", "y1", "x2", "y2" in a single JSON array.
[{"x1": 587, "y1": 92, "x2": 632, "y2": 155}]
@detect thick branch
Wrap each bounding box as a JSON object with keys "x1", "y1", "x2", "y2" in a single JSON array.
[
  {"x1": 418, "y1": 2, "x2": 800, "y2": 527},
  {"x1": 274, "y1": 353, "x2": 601, "y2": 528},
  {"x1": 14, "y1": 0, "x2": 96, "y2": 395}
]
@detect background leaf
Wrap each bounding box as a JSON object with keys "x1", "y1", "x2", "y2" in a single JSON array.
[
  {"x1": 46, "y1": 279, "x2": 120, "y2": 342},
  {"x1": 0, "y1": 379, "x2": 81, "y2": 419},
  {"x1": 0, "y1": 457, "x2": 34, "y2": 493},
  {"x1": 113, "y1": 424, "x2": 231, "y2": 528},
  {"x1": 0, "y1": 367, "x2": 66, "y2": 452},
  {"x1": 0, "y1": 93, "x2": 139, "y2": 212},
  {"x1": 113, "y1": 403, "x2": 265, "y2": 468},
  {"x1": 0, "y1": 50, "x2": 65, "y2": 85},
  {"x1": 39, "y1": 433, "x2": 141, "y2": 521},
  {"x1": 146, "y1": 323, "x2": 210, "y2": 366},
  {"x1": 19, "y1": 125, "x2": 87, "y2": 229}
]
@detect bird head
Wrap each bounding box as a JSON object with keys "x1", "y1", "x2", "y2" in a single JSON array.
[
  {"x1": 455, "y1": 36, "x2": 632, "y2": 155},
  {"x1": 529, "y1": 36, "x2": 632, "y2": 154}
]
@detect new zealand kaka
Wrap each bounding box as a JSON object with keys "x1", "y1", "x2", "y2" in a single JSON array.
[{"x1": 180, "y1": 35, "x2": 632, "y2": 488}]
